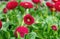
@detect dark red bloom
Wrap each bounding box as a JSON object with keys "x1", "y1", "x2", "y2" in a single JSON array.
[
  {"x1": 32, "y1": 0, "x2": 40, "y2": 4},
  {"x1": 0, "y1": 20, "x2": 2, "y2": 29},
  {"x1": 6, "y1": 1, "x2": 18, "y2": 10},
  {"x1": 46, "y1": 2, "x2": 53, "y2": 8},
  {"x1": 24, "y1": 14, "x2": 34, "y2": 25},
  {"x1": 20, "y1": 2, "x2": 33, "y2": 9},
  {"x1": 55, "y1": 1, "x2": 60, "y2": 11},
  {"x1": 14, "y1": 26, "x2": 29, "y2": 38},
  {"x1": 51, "y1": 25, "x2": 57, "y2": 31},
  {"x1": 3, "y1": 8, "x2": 8, "y2": 14},
  {"x1": 52, "y1": 0, "x2": 60, "y2": 3}
]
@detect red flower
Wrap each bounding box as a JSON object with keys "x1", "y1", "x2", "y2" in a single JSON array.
[
  {"x1": 0, "y1": 20, "x2": 2, "y2": 29},
  {"x1": 24, "y1": 14, "x2": 34, "y2": 25},
  {"x1": 6, "y1": 1, "x2": 18, "y2": 10},
  {"x1": 46, "y1": 2, "x2": 53, "y2": 8},
  {"x1": 51, "y1": 25, "x2": 57, "y2": 31},
  {"x1": 14, "y1": 26, "x2": 29, "y2": 38},
  {"x1": 10, "y1": 0, "x2": 16, "y2": 1},
  {"x1": 55, "y1": 1, "x2": 60, "y2": 11},
  {"x1": 32, "y1": 0, "x2": 40, "y2": 4},
  {"x1": 50, "y1": 7, "x2": 56, "y2": 12},
  {"x1": 50, "y1": 5, "x2": 56, "y2": 12},
  {"x1": 52, "y1": 0, "x2": 60, "y2": 3},
  {"x1": 20, "y1": 2, "x2": 33, "y2": 9},
  {"x1": 3, "y1": 8, "x2": 8, "y2": 14}
]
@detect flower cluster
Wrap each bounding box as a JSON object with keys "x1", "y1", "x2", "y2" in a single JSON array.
[
  {"x1": 0, "y1": 0, "x2": 59, "y2": 39},
  {"x1": 46, "y1": 0, "x2": 60, "y2": 11}
]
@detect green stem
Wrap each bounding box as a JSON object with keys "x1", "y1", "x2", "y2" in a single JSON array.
[
  {"x1": 52, "y1": 11, "x2": 55, "y2": 16},
  {"x1": 40, "y1": 13, "x2": 43, "y2": 18},
  {"x1": 45, "y1": 7, "x2": 48, "y2": 18},
  {"x1": 21, "y1": 20, "x2": 24, "y2": 26},
  {"x1": 26, "y1": 9, "x2": 29, "y2": 14},
  {"x1": 21, "y1": 9, "x2": 29, "y2": 26},
  {"x1": 47, "y1": 23, "x2": 50, "y2": 33},
  {"x1": 5, "y1": 14, "x2": 9, "y2": 22}
]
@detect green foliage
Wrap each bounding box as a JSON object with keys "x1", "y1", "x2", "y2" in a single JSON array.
[{"x1": 0, "y1": 1, "x2": 59, "y2": 39}]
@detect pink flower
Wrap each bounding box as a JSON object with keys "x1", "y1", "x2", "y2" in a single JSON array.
[
  {"x1": 51, "y1": 25, "x2": 57, "y2": 31},
  {"x1": 14, "y1": 26, "x2": 29, "y2": 38},
  {"x1": 24, "y1": 14, "x2": 34, "y2": 25},
  {"x1": 0, "y1": 20, "x2": 2, "y2": 29},
  {"x1": 32, "y1": 0, "x2": 41, "y2": 4},
  {"x1": 20, "y1": 2, "x2": 33, "y2": 9},
  {"x1": 3, "y1": 8, "x2": 8, "y2": 14},
  {"x1": 6, "y1": 1, "x2": 18, "y2": 10}
]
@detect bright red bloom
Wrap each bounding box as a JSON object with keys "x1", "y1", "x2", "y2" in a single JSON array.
[
  {"x1": 20, "y1": 2, "x2": 33, "y2": 9},
  {"x1": 6, "y1": 1, "x2": 18, "y2": 10},
  {"x1": 55, "y1": 1, "x2": 60, "y2": 11},
  {"x1": 3, "y1": 8, "x2": 8, "y2": 14},
  {"x1": 32, "y1": 0, "x2": 40, "y2": 4},
  {"x1": 52, "y1": 0, "x2": 60, "y2": 3},
  {"x1": 0, "y1": 20, "x2": 2, "y2": 29},
  {"x1": 50, "y1": 7, "x2": 56, "y2": 12},
  {"x1": 50, "y1": 5, "x2": 56, "y2": 12},
  {"x1": 24, "y1": 14, "x2": 34, "y2": 25},
  {"x1": 46, "y1": 2, "x2": 53, "y2": 8},
  {"x1": 14, "y1": 26, "x2": 29, "y2": 38},
  {"x1": 51, "y1": 25, "x2": 57, "y2": 31}
]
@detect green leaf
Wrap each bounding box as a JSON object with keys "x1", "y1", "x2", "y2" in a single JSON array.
[
  {"x1": 17, "y1": 0, "x2": 21, "y2": 2},
  {"x1": 10, "y1": 37, "x2": 15, "y2": 39},
  {"x1": 0, "y1": 30, "x2": 10, "y2": 39},
  {"x1": 26, "y1": 32, "x2": 37, "y2": 39},
  {"x1": 17, "y1": 32, "x2": 21, "y2": 39},
  {"x1": 18, "y1": 6, "x2": 25, "y2": 13},
  {"x1": 1, "y1": 22, "x2": 10, "y2": 31}
]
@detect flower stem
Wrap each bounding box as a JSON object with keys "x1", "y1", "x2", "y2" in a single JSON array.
[
  {"x1": 47, "y1": 23, "x2": 50, "y2": 33},
  {"x1": 21, "y1": 9, "x2": 29, "y2": 26},
  {"x1": 21, "y1": 20, "x2": 24, "y2": 26},
  {"x1": 52, "y1": 11, "x2": 55, "y2": 16},
  {"x1": 45, "y1": 7, "x2": 48, "y2": 18},
  {"x1": 26, "y1": 9, "x2": 29, "y2": 14},
  {"x1": 6, "y1": 14, "x2": 9, "y2": 22}
]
